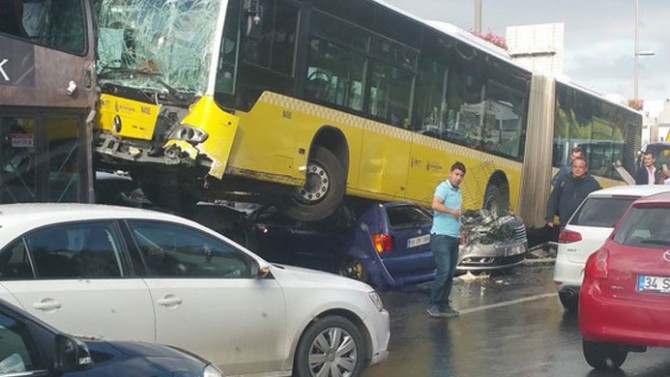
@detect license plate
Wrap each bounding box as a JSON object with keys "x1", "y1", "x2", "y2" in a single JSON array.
[
  {"x1": 407, "y1": 234, "x2": 430, "y2": 248},
  {"x1": 637, "y1": 275, "x2": 670, "y2": 293}
]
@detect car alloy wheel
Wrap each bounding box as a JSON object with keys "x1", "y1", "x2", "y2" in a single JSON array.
[
  {"x1": 338, "y1": 257, "x2": 368, "y2": 283},
  {"x1": 295, "y1": 316, "x2": 365, "y2": 377}
]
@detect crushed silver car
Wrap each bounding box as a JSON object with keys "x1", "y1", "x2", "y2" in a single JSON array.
[{"x1": 458, "y1": 210, "x2": 528, "y2": 273}]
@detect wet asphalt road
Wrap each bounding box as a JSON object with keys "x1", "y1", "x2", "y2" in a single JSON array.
[{"x1": 363, "y1": 265, "x2": 670, "y2": 377}]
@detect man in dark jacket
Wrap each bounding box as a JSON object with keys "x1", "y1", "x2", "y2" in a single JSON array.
[
  {"x1": 634, "y1": 151, "x2": 662, "y2": 185},
  {"x1": 546, "y1": 157, "x2": 601, "y2": 230}
]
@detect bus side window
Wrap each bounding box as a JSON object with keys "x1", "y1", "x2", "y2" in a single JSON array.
[
  {"x1": 0, "y1": 0, "x2": 28, "y2": 38},
  {"x1": 242, "y1": 0, "x2": 298, "y2": 75}
]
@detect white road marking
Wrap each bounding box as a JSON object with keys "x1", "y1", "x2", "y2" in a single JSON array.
[{"x1": 459, "y1": 293, "x2": 558, "y2": 315}]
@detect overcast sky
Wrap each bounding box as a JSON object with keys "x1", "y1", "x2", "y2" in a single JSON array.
[{"x1": 384, "y1": 0, "x2": 669, "y2": 103}]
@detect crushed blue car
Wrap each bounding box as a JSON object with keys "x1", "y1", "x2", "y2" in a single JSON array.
[{"x1": 244, "y1": 201, "x2": 436, "y2": 289}]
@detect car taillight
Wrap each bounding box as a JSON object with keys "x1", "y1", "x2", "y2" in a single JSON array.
[
  {"x1": 372, "y1": 233, "x2": 393, "y2": 253},
  {"x1": 584, "y1": 248, "x2": 609, "y2": 280},
  {"x1": 559, "y1": 229, "x2": 582, "y2": 243}
]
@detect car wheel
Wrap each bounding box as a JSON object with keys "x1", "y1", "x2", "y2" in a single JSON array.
[
  {"x1": 135, "y1": 172, "x2": 199, "y2": 212},
  {"x1": 582, "y1": 340, "x2": 628, "y2": 369},
  {"x1": 483, "y1": 184, "x2": 509, "y2": 218},
  {"x1": 558, "y1": 292, "x2": 578, "y2": 312},
  {"x1": 338, "y1": 257, "x2": 369, "y2": 283},
  {"x1": 294, "y1": 316, "x2": 366, "y2": 377},
  {"x1": 282, "y1": 146, "x2": 346, "y2": 222}
]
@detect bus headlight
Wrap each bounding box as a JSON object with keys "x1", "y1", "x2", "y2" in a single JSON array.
[{"x1": 169, "y1": 125, "x2": 208, "y2": 143}]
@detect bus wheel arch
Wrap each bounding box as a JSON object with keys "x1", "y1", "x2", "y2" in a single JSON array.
[
  {"x1": 282, "y1": 126, "x2": 349, "y2": 222},
  {"x1": 483, "y1": 171, "x2": 510, "y2": 217}
]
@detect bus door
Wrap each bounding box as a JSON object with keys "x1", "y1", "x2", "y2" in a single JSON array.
[
  {"x1": 0, "y1": 0, "x2": 96, "y2": 204},
  {"x1": 0, "y1": 0, "x2": 96, "y2": 109},
  {"x1": 0, "y1": 113, "x2": 88, "y2": 204}
]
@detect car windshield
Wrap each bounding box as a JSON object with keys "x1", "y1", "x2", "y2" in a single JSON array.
[
  {"x1": 613, "y1": 206, "x2": 670, "y2": 247},
  {"x1": 95, "y1": 0, "x2": 222, "y2": 93},
  {"x1": 569, "y1": 197, "x2": 637, "y2": 228},
  {"x1": 386, "y1": 205, "x2": 432, "y2": 229}
]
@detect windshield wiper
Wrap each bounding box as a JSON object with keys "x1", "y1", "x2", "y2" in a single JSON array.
[
  {"x1": 98, "y1": 67, "x2": 195, "y2": 105},
  {"x1": 98, "y1": 66, "x2": 162, "y2": 79},
  {"x1": 640, "y1": 239, "x2": 670, "y2": 246},
  {"x1": 155, "y1": 79, "x2": 195, "y2": 104}
]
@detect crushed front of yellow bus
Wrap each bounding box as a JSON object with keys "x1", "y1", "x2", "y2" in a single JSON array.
[
  {"x1": 98, "y1": 94, "x2": 160, "y2": 141},
  {"x1": 97, "y1": 94, "x2": 238, "y2": 179},
  {"x1": 163, "y1": 97, "x2": 239, "y2": 179}
]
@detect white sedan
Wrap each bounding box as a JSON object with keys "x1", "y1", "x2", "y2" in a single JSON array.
[{"x1": 0, "y1": 203, "x2": 390, "y2": 377}]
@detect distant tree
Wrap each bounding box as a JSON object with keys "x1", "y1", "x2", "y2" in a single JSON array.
[
  {"x1": 471, "y1": 30, "x2": 508, "y2": 50},
  {"x1": 627, "y1": 98, "x2": 644, "y2": 111}
]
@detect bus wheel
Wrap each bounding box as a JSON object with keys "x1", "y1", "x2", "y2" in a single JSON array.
[
  {"x1": 282, "y1": 146, "x2": 346, "y2": 222},
  {"x1": 483, "y1": 184, "x2": 509, "y2": 218}
]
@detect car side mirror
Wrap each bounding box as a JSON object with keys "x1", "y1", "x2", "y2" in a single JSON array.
[
  {"x1": 251, "y1": 260, "x2": 271, "y2": 279},
  {"x1": 54, "y1": 335, "x2": 94, "y2": 372}
]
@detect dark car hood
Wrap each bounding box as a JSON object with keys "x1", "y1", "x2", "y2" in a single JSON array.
[
  {"x1": 79, "y1": 339, "x2": 209, "y2": 376},
  {"x1": 108, "y1": 341, "x2": 197, "y2": 360},
  {"x1": 83, "y1": 338, "x2": 200, "y2": 361}
]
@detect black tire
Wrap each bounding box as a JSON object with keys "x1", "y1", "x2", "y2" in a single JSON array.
[
  {"x1": 338, "y1": 257, "x2": 369, "y2": 284},
  {"x1": 282, "y1": 146, "x2": 346, "y2": 222},
  {"x1": 294, "y1": 316, "x2": 366, "y2": 377},
  {"x1": 582, "y1": 340, "x2": 628, "y2": 369},
  {"x1": 558, "y1": 292, "x2": 578, "y2": 312},
  {"x1": 483, "y1": 184, "x2": 509, "y2": 218},
  {"x1": 138, "y1": 180, "x2": 199, "y2": 213}
]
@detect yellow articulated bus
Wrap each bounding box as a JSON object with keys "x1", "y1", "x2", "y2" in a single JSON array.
[{"x1": 94, "y1": 0, "x2": 641, "y2": 224}]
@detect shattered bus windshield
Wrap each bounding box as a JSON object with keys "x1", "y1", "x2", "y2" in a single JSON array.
[{"x1": 95, "y1": 0, "x2": 222, "y2": 93}]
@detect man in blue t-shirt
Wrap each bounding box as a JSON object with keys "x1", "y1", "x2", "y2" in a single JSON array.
[{"x1": 427, "y1": 161, "x2": 466, "y2": 318}]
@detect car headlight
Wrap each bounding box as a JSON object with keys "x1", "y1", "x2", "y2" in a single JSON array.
[
  {"x1": 203, "y1": 364, "x2": 224, "y2": 377},
  {"x1": 169, "y1": 125, "x2": 208, "y2": 143},
  {"x1": 369, "y1": 291, "x2": 384, "y2": 312}
]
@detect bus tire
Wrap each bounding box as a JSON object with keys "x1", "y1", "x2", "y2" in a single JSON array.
[
  {"x1": 483, "y1": 184, "x2": 509, "y2": 217},
  {"x1": 137, "y1": 178, "x2": 198, "y2": 213},
  {"x1": 282, "y1": 146, "x2": 346, "y2": 222}
]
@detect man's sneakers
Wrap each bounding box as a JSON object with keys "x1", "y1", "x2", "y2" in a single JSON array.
[
  {"x1": 427, "y1": 305, "x2": 459, "y2": 318},
  {"x1": 441, "y1": 307, "x2": 460, "y2": 317}
]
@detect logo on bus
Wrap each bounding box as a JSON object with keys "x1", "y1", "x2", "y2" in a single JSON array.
[
  {"x1": 0, "y1": 59, "x2": 8, "y2": 82},
  {"x1": 1, "y1": 39, "x2": 36, "y2": 87}
]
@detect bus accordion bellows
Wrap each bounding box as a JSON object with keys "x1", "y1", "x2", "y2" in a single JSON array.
[
  {"x1": 0, "y1": 0, "x2": 97, "y2": 205},
  {"x1": 93, "y1": 0, "x2": 642, "y2": 226}
]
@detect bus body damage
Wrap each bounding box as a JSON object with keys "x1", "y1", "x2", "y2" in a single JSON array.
[
  {"x1": 97, "y1": 95, "x2": 238, "y2": 180},
  {"x1": 95, "y1": 0, "x2": 231, "y2": 180}
]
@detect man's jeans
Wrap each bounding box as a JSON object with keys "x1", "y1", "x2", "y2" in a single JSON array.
[{"x1": 430, "y1": 234, "x2": 460, "y2": 309}]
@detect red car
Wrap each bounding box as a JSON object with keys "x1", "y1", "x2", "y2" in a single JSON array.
[{"x1": 579, "y1": 191, "x2": 670, "y2": 369}]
